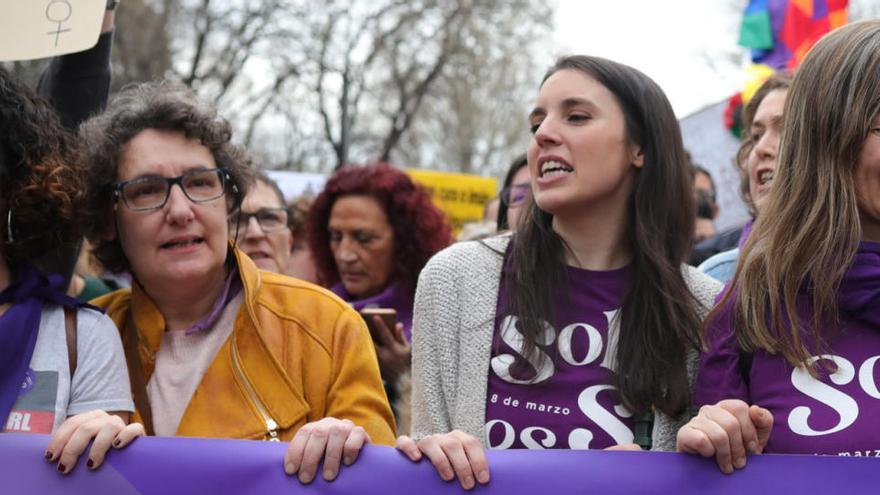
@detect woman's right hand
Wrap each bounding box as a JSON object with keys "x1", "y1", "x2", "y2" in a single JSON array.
[
  {"x1": 368, "y1": 317, "x2": 411, "y2": 382},
  {"x1": 45, "y1": 410, "x2": 144, "y2": 474},
  {"x1": 396, "y1": 431, "x2": 490, "y2": 490},
  {"x1": 676, "y1": 399, "x2": 773, "y2": 474}
]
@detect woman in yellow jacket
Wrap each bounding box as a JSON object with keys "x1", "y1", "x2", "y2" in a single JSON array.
[{"x1": 79, "y1": 81, "x2": 395, "y2": 484}]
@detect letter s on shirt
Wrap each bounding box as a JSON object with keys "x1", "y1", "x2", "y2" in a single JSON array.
[
  {"x1": 789, "y1": 354, "x2": 858, "y2": 436},
  {"x1": 491, "y1": 315, "x2": 555, "y2": 384}
]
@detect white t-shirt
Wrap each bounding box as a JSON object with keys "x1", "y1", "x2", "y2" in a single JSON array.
[{"x1": 3, "y1": 305, "x2": 134, "y2": 434}]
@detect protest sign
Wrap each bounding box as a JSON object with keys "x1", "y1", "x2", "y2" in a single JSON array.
[
  {"x1": 265, "y1": 170, "x2": 327, "y2": 201},
  {"x1": 406, "y1": 169, "x2": 497, "y2": 236},
  {"x1": 0, "y1": 0, "x2": 105, "y2": 62}
]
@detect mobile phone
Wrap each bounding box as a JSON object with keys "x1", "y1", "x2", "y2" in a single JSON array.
[{"x1": 361, "y1": 308, "x2": 398, "y2": 342}]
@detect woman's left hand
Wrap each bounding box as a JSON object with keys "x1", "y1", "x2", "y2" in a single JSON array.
[
  {"x1": 45, "y1": 410, "x2": 144, "y2": 474},
  {"x1": 370, "y1": 317, "x2": 411, "y2": 382},
  {"x1": 283, "y1": 417, "x2": 371, "y2": 484}
]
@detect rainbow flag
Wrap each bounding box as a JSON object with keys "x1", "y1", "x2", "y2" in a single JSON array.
[{"x1": 739, "y1": 0, "x2": 848, "y2": 70}]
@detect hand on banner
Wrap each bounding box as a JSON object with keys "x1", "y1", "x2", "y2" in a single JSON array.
[
  {"x1": 45, "y1": 410, "x2": 144, "y2": 474},
  {"x1": 396, "y1": 431, "x2": 490, "y2": 491},
  {"x1": 605, "y1": 443, "x2": 642, "y2": 451},
  {"x1": 283, "y1": 417, "x2": 371, "y2": 484},
  {"x1": 676, "y1": 399, "x2": 773, "y2": 474}
]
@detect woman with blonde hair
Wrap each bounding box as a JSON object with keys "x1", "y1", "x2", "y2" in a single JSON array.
[{"x1": 679, "y1": 19, "x2": 880, "y2": 471}]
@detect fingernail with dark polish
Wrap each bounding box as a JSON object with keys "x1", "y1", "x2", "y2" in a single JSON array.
[
  {"x1": 57, "y1": 464, "x2": 66, "y2": 473},
  {"x1": 113, "y1": 439, "x2": 121, "y2": 448},
  {"x1": 44, "y1": 451, "x2": 53, "y2": 461},
  {"x1": 87, "y1": 459, "x2": 94, "y2": 469}
]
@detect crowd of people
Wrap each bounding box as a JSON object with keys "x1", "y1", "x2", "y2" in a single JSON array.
[{"x1": 2, "y1": 7, "x2": 880, "y2": 489}]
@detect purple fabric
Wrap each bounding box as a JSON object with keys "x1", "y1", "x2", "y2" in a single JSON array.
[
  {"x1": 3, "y1": 434, "x2": 880, "y2": 494},
  {"x1": 696, "y1": 242, "x2": 880, "y2": 455},
  {"x1": 0, "y1": 263, "x2": 85, "y2": 429},
  {"x1": 331, "y1": 282, "x2": 413, "y2": 341},
  {"x1": 485, "y1": 260, "x2": 634, "y2": 450},
  {"x1": 184, "y1": 269, "x2": 241, "y2": 335}
]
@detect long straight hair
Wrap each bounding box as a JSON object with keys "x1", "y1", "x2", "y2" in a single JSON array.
[
  {"x1": 504, "y1": 56, "x2": 702, "y2": 417},
  {"x1": 723, "y1": 20, "x2": 880, "y2": 369}
]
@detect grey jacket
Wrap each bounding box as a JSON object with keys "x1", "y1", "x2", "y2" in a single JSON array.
[{"x1": 410, "y1": 235, "x2": 722, "y2": 451}]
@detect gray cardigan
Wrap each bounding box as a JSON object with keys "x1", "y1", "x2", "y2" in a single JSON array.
[{"x1": 410, "y1": 235, "x2": 722, "y2": 451}]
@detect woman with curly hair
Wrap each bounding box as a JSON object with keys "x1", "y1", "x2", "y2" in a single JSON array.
[
  {"x1": 307, "y1": 164, "x2": 453, "y2": 429},
  {"x1": 79, "y1": 81, "x2": 395, "y2": 484},
  {"x1": 0, "y1": 67, "x2": 139, "y2": 473}
]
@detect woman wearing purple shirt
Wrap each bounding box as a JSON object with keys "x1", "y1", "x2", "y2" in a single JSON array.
[
  {"x1": 679, "y1": 19, "x2": 880, "y2": 472},
  {"x1": 397, "y1": 55, "x2": 721, "y2": 489}
]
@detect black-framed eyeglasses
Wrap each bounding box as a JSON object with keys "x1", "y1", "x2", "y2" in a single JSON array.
[
  {"x1": 500, "y1": 183, "x2": 530, "y2": 208},
  {"x1": 112, "y1": 168, "x2": 230, "y2": 212},
  {"x1": 232, "y1": 208, "x2": 291, "y2": 236}
]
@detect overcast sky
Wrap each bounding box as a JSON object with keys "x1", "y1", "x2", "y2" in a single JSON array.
[{"x1": 552, "y1": 0, "x2": 747, "y2": 118}]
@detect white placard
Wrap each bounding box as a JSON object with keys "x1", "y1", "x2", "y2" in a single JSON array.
[
  {"x1": 265, "y1": 170, "x2": 327, "y2": 201},
  {"x1": 0, "y1": 0, "x2": 105, "y2": 62}
]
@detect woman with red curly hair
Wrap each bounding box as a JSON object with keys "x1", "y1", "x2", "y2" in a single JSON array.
[
  {"x1": 0, "y1": 68, "x2": 140, "y2": 473},
  {"x1": 307, "y1": 164, "x2": 453, "y2": 428}
]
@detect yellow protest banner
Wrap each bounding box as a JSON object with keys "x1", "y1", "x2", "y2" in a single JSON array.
[
  {"x1": 405, "y1": 169, "x2": 497, "y2": 236},
  {"x1": 0, "y1": 0, "x2": 105, "y2": 62}
]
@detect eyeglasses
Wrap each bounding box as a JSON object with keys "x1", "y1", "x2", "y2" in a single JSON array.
[
  {"x1": 232, "y1": 208, "x2": 291, "y2": 235},
  {"x1": 113, "y1": 168, "x2": 229, "y2": 212},
  {"x1": 500, "y1": 183, "x2": 530, "y2": 208}
]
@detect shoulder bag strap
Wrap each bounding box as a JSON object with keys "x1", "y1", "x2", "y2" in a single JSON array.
[
  {"x1": 63, "y1": 306, "x2": 77, "y2": 378},
  {"x1": 123, "y1": 311, "x2": 155, "y2": 435}
]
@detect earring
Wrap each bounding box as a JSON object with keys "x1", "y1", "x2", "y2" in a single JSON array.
[{"x1": 6, "y1": 209, "x2": 13, "y2": 244}]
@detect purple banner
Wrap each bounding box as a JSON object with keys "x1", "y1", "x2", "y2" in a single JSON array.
[{"x1": 2, "y1": 434, "x2": 879, "y2": 494}]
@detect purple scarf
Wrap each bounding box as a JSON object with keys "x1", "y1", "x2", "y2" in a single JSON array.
[
  {"x1": 837, "y1": 241, "x2": 880, "y2": 328},
  {"x1": 0, "y1": 263, "x2": 85, "y2": 425},
  {"x1": 331, "y1": 282, "x2": 414, "y2": 341}
]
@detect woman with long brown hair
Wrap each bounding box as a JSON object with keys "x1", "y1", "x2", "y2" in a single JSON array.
[
  {"x1": 680, "y1": 19, "x2": 880, "y2": 471},
  {"x1": 397, "y1": 55, "x2": 721, "y2": 489},
  {"x1": 698, "y1": 72, "x2": 792, "y2": 283}
]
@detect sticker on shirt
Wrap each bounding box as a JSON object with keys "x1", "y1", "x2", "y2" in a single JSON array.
[{"x1": 3, "y1": 370, "x2": 58, "y2": 434}]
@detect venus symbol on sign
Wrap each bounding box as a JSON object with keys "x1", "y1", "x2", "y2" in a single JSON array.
[{"x1": 46, "y1": 1, "x2": 73, "y2": 47}]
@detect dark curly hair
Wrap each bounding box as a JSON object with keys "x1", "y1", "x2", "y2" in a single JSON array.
[
  {"x1": 0, "y1": 68, "x2": 83, "y2": 268},
  {"x1": 306, "y1": 164, "x2": 452, "y2": 296},
  {"x1": 79, "y1": 80, "x2": 255, "y2": 273}
]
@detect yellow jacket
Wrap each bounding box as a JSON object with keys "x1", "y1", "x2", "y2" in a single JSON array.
[{"x1": 93, "y1": 248, "x2": 396, "y2": 445}]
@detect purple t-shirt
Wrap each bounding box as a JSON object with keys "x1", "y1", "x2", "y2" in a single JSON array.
[
  {"x1": 695, "y1": 242, "x2": 880, "y2": 456},
  {"x1": 484, "y1": 262, "x2": 634, "y2": 450}
]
